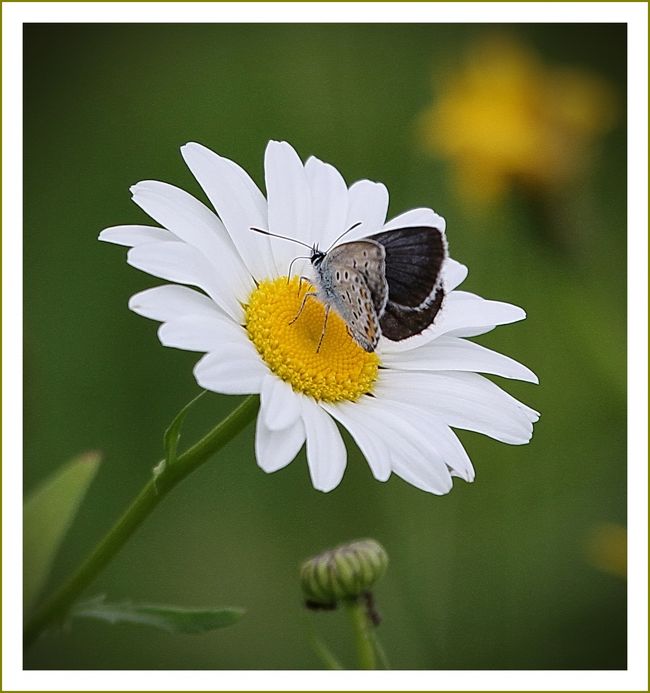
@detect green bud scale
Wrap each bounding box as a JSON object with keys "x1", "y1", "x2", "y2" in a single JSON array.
[{"x1": 300, "y1": 538, "x2": 388, "y2": 608}]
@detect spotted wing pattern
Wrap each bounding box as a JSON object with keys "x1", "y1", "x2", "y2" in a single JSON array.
[{"x1": 318, "y1": 241, "x2": 387, "y2": 352}]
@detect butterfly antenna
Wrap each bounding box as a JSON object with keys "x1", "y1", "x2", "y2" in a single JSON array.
[
  {"x1": 325, "y1": 221, "x2": 363, "y2": 252},
  {"x1": 249, "y1": 227, "x2": 313, "y2": 250},
  {"x1": 286, "y1": 255, "x2": 311, "y2": 282}
]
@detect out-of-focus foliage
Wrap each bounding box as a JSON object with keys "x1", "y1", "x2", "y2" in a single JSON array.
[
  {"x1": 584, "y1": 523, "x2": 627, "y2": 580},
  {"x1": 417, "y1": 33, "x2": 617, "y2": 207},
  {"x1": 24, "y1": 23, "x2": 626, "y2": 670},
  {"x1": 70, "y1": 596, "x2": 245, "y2": 634},
  {"x1": 24, "y1": 451, "x2": 102, "y2": 614}
]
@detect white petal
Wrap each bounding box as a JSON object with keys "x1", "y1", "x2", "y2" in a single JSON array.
[
  {"x1": 193, "y1": 344, "x2": 266, "y2": 395},
  {"x1": 99, "y1": 225, "x2": 176, "y2": 247},
  {"x1": 127, "y1": 241, "x2": 210, "y2": 285},
  {"x1": 127, "y1": 242, "x2": 244, "y2": 322},
  {"x1": 382, "y1": 207, "x2": 446, "y2": 233},
  {"x1": 300, "y1": 396, "x2": 347, "y2": 492},
  {"x1": 377, "y1": 370, "x2": 538, "y2": 445},
  {"x1": 371, "y1": 399, "x2": 474, "y2": 483},
  {"x1": 255, "y1": 414, "x2": 305, "y2": 473},
  {"x1": 265, "y1": 140, "x2": 312, "y2": 275},
  {"x1": 260, "y1": 374, "x2": 301, "y2": 431},
  {"x1": 493, "y1": 384, "x2": 541, "y2": 422},
  {"x1": 130, "y1": 181, "x2": 253, "y2": 303},
  {"x1": 341, "y1": 397, "x2": 452, "y2": 494},
  {"x1": 304, "y1": 156, "x2": 349, "y2": 252},
  {"x1": 321, "y1": 399, "x2": 391, "y2": 482},
  {"x1": 181, "y1": 142, "x2": 277, "y2": 280},
  {"x1": 380, "y1": 291, "x2": 526, "y2": 353},
  {"x1": 441, "y1": 293, "x2": 526, "y2": 338},
  {"x1": 441, "y1": 258, "x2": 468, "y2": 291},
  {"x1": 128, "y1": 285, "x2": 222, "y2": 322},
  {"x1": 384, "y1": 335, "x2": 539, "y2": 383},
  {"x1": 448, "y1": 326, "x2": 497, "y2": 338},
  {"x1": 158, "y1": 315, "x2": 247, "y2": 352},
  {"x1": 344, "y1": 180, "x2": 389, "y2": 241},
  {"x1": 423, "y1": 419, "x2": 474, "y2": 483},
  {"x1": 328, "y1": 394, "x2": 456, "y2": 493},
  {"x1": 390, "y1": 454, "x2": 453, "y2": 494}
]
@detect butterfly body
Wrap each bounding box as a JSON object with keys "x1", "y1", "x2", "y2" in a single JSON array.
[
  {"x1": 312, "y1": 240, "x2": 388, "y2": 352},
  {"x1": 309, "y1": 226, "x2": 448, "y2": 352}
]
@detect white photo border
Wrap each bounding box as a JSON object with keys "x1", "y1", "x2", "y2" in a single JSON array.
[{"x1": 4, "y1": 2, "x2": 647, "y2": 691}]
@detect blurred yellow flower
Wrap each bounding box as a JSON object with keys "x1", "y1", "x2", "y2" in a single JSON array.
[
  {"x1": 585, "y1": 522, "x2": 627, "y2": 579},
  {"x1": 419, "y1": 35, "x2": 617, "y2": 205}
]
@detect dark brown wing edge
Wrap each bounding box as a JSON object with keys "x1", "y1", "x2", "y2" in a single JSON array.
[{"x1": 379, "y1": 287, "x2": 445, "y2": 341}]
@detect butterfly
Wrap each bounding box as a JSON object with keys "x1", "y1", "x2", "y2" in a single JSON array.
[{"x1": 251, "y1": 224, "x2": 447, "y2": 353}]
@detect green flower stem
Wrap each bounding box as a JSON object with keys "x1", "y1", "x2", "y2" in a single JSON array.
[
  {"x1": 345, "y1": 598, "x2": 376, "y2": 670},
  {"x1": 306, "y1": 619, "x2": 344, "y2": 670},
  {"x1": 368, "y1": 627, "x2": 390, "y2": 669},
  {"x1": 24, "y1": 395, "x2": 259, "y2": 649}
]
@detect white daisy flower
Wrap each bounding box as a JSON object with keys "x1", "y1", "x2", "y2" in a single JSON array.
[{"x1": 99, "y1": 141, "x2": 539, "y2": 495}]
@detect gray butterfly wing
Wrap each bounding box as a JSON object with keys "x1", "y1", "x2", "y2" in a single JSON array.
[
  {"x1": 369, "y1": 226, "x2": 447, "y2": 341},
  {"x1": 319, "y1": 240, "x2": 387, "y2": 352}
]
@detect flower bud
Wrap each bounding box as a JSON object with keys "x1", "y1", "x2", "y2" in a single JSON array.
[{"x1": 300, "y1": 538, "x2": 388, "y2": 608}]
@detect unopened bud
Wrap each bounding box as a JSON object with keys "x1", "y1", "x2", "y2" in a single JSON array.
[{"x1": 300, "y1": 538, "x2": 388, "y2": 608}]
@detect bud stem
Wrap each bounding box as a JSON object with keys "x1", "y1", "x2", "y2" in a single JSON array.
[
  {"x1": 345, "y1": 598, "x2": 376, "y2": 670},
  {"x1": 306, "y1": 618, "x2": 344, "y2": 670}
]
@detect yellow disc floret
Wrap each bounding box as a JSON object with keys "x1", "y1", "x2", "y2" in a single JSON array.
[{"x1": 245, "y1": 276, "x2": 379, "y2": 403}]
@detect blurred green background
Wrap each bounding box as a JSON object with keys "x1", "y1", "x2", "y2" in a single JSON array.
[{"x1": 24, "y1": 23, "x2": 626, "y2": 669}]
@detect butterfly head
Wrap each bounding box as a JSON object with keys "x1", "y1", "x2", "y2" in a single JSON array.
[{"x1": 310, "y1": 245, "x2": 326, "y2": 268}]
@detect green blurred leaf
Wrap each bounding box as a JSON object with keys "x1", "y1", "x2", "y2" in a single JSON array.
[
  {"x1": 71, "y1": 596, "x2": 245, "y2": 634},
  {"x1": 24, "y1": 451, "x2": 101, "y2": 614},
  {"x1": 163, "y1": 390, "x2": 207, "y2": 466}
]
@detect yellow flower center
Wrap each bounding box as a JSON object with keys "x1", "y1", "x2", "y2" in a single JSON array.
[{"x1": 245, "y1": 276, "x2": 379, "y2": 403}]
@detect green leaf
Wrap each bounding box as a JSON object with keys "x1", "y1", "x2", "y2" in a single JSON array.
[
  {"x1": 71, "y1": 596, "x2": 245, "y2": 634},
  {"x1": 24, "y1": 451, "x2": 101, "y2": 614},
  {"x1": 163, "y1": 390, "x2": 207, "y2": 467}
]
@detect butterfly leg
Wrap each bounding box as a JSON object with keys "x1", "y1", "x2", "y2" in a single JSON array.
[
  {"x1": 289, "y1": 292, "x2": 318, "y2": 325},
  {"x1": 297, "y1": 275, "x2": 312, "y2": 295},
  {"x1": 316, "y1": 304, "x2": 331, "y2": 353}
]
